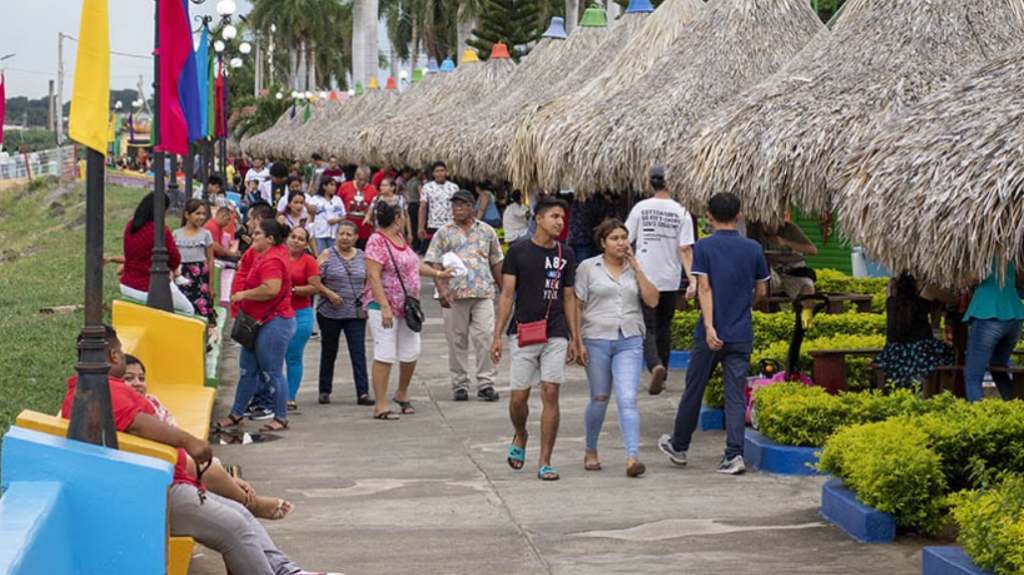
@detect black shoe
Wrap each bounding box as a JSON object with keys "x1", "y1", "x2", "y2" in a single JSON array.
[
  {"x1": 318, "y1": 393, "x2": 331, "y2": 404},
  {"x1": 453, "y1": 389, "x2": 469, "y2": 402},
  {"x1": 477, "y1": 387, "x2": 500, "y2": 402},
  {"x1": 245, "y1": 406, "x2": 275, "y2": 421},
  {"x1": 356, "y1": 394, "x2": 375, "y2": 406}
]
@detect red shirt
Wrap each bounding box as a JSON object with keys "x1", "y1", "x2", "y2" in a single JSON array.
[
  {"x1": 338, "y1": 182, "x2": 377, "y2": 214},
  {"x1": 61, "y1": 375, "x2": 199, "y2": 488},
  {"x1": 371, "y1": 169, "x2": 395, "y2": 189},
  {"x1": 121, "y1": 221, "x2": 182, "y2": 291},
  {"x1": 287, "y1": 253, "x2": 320, "y2": 310},
  {"x1": 204, "y1": 220, "x2": 231, "y2": 249},
  {"x1": 241, "y1": 244, "x2": 295, "y2": 320},
  {"x1": 230, "y1": 247, "x2": 260, "y2": 318},
  {"x1": 322, "y1": 167, "x2": 345, "y2": 184}
]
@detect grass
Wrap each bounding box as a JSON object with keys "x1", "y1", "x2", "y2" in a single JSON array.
[{"x1": 0, "y1": 181, "x2": 148, "y2": 461}]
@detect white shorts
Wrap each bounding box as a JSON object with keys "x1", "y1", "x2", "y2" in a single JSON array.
[
  {"x1": 509, "y1": 336, "x2": 569, "y2": 390},
  {"x1": 368, "y1": 308, "x2": 421, "y2": 364}
]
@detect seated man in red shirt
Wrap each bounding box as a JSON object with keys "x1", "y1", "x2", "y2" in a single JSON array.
[{"x1": 61, "y1": 325, "x2": 340, "y2": 575}]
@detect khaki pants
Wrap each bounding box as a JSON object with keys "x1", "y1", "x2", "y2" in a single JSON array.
[{"x1": 443, "y1": 297, "x2": 498, "y2": 392}]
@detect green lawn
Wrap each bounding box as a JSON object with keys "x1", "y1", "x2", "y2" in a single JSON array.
[{"x1": 0, "y1": 182, "x2": 149, "y2": 460}]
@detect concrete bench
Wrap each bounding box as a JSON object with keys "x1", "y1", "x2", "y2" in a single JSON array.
[
  {"x1": 12, "y1": 410, "x2": 194, "y2": 575},
  {"x1": 112, "y1": 300, "x2": 215, "y2": 440}
]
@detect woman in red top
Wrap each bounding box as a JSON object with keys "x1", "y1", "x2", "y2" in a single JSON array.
[
  {"x1": 283, "y1": 225, "x2": 324, "y2": 410},
  {"x1": 119, "y1": 192, "x2": 194, "y2": 313},
  {"x1": 220, "y1": 220, "x2": 297, "y2": 432}
]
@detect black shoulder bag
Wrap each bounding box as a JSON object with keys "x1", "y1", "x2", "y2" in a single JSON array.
[
  {"x1": 383, "y1": 238, "x2": 424, "y2": 332},
  {"x1": 231, "y1": 289, "x2": 288, "y2": 350}
]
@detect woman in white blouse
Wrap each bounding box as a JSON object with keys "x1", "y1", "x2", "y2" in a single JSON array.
[{"x1": 574, "y1": 219, "x2": 659, "y2": 477}]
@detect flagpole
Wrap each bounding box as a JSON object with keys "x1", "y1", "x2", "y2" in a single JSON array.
[{"x1": 148, "y1": 0, "x2": 174, "y2": 312}]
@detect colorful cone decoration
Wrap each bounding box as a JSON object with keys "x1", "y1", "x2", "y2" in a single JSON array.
[
  {"x1": 355, "y1": 82, "x2": 364, "y2": 95},
  {"x1": 462, "y1": 48, "x2": 480, "y2": 64},
  {"x1": 412, "y1": 69, "x2": 424, "y2": 83},
  {"x1": 329, "y1": 90, "x2": 339, "y2": 101},
  {"x1": 579, "y1": 4, "x2": 609, "y2": 27},
  {"x1": 489, "y1": 42, "x2": 511, "y2": 59},
  {"x1": 624, "y1": 0, "x2": 654, "y2": 13},
  {"x1": 368, "y1": 77, "x2": 379, "y2": 90},
  {"x1": 542, "y1": 16, "x2": 568, "y2": 39},
  {"x1": 385, "y1": 77, "x2": 397, "y2": 90},
  {"x1": 440, "y1": 58, "x2": 456, "y2": 72},
  {"x1": 427, "y1": 58, "x2": 440, "y2": 73}
]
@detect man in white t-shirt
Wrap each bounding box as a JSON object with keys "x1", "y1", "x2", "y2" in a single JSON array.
[
  {"x1": 418, "y1": 161, "x2": 459, "y2": 242},
  {"x1": 624, "y1": 163, "x2": 695, "y2": 395},
  {"x1": 245, "y1": 158, "x2": 269, "y2": 186}
]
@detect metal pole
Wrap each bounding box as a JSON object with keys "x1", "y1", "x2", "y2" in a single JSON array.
[
  {"x1": 168, "y1": 153, "x2": 180, "y2": 205},
  {"x1": 201, "y1": 138, "x2": 211, "y2": 216},
  {"x1": 255, "y1": 35, "x2": 262, "y2": 98},
  {"x1": 148, "y1": 0, "x2": 173, "y2": 312},
  {"x1": 67, "y1": 148, "x2": 118, "y2": 448},
  {"x1": 57, "y1": 33, "x2": 65, "y2": 180},
  {"x1": 184, "y1": 144, "x2": 194, "y2": 204}
]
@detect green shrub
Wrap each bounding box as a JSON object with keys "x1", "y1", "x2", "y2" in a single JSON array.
[
  {"x1": 950, "y1": 474, "x2": 1024, "y2": 575},
  {"x1": 818, "y1": 418, "x2": 948, "y2": 535},
  {"x1": 807, "y1": 313, "x2": 887, "y2": 339},
  {"x1": 816, "y1": 268, "x2": 889, "y2": 298},
  {"x1": 755, "y1": 333, "x2": 886, "y2": 391},
  {"x1": 703, "y1": 369, "x2": 724, "y2": 409}
]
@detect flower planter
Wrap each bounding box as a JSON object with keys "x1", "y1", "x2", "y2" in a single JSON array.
[
  {"x1": 744, "y1": 429, "x2": 823, "y2": 476},
  {"x1": 821, "y1": 479, "x2": 895, "y2": 543}
]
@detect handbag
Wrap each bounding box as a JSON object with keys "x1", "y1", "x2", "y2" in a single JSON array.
[
  {"x1": 231, "y1": 289, "x2": 287, "y2": 350},
  {"x1": 383, "y1": 237, "x2": 425, "y2": 333},
  {"x1": 339, "y1": 248, "x2": 368, "y2": 320},
  {"x1": 517, "y1": 243, "x2": 561, "y2": 348}
]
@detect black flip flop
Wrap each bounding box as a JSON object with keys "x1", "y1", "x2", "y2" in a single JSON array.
[
  {"x1": 392, "y1": 397, "x2": 415, "y2": 414},
  {"x1": 374, "y1": 410, "x2": 400, "y2": 420}
]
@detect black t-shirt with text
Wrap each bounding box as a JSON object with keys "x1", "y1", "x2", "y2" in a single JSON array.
[{"x1": 503, "y1": 240, "x2": 576, "y2": 339}]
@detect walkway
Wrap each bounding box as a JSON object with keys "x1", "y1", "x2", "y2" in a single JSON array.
[{"x1": 194, "y1": 296, "x2": 926, "y2": 575}]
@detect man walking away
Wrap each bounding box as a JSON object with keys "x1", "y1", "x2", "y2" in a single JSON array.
[
  {"x1": 491, "y1": 196, "x2": 578, "y2": 481},
  {"x1": 659, "y1": 193, "x2": 769, "y2": 475},
  {"x1": 426, "y1": 189, "x2": 505, "y2": 402},
  {"x1": 624, "y1": 164, "x2": 695, "y2": 395}
]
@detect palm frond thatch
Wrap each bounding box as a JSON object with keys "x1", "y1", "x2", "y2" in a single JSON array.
[
  {"x1": 242, "y1": 108, "x2": 297, "y2": 159},
  {"x1": 330, "y1": 87, "x2": 403, "y2": 165},
  {"x1": 837, "y1": 45, "x2": 1024, "y2": 288},
  {"x1": 666, "y1": 0, "x2": 1024, "y2": 223},
  {"x1": 509, "y1": 0, "x2": 705, "y2": 192},
  {"x1": 564, "y1": 0, "x2": 825, "y2": 196}
]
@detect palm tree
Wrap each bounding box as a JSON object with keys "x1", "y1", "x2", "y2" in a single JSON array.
[{"x1": 249, "y1": 0, "x2": 354, "y2": 91}]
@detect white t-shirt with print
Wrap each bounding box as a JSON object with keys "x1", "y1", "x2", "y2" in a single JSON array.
[
  {"x1": 308, "y1": 195, "x2": 347, "y2": 239},
  {"x1": 625, "y1": 197, "x2": 695, "y2": 292},
  {"x1": 421, "y1": 180, "x2": 459, "y2": 229}
]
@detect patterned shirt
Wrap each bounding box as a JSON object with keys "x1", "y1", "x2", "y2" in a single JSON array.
[
  {"x1": 425, "y1": 220, "x2": 504, "y2": 300},
  {"x1": 363, "y1": 232, "x2": 420, "y2": 318},
  {"x1": 421, "y1": 180, "x2": 459, "y2": 229}
]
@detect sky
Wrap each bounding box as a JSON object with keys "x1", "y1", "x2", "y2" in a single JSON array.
[{"x1": 1, "y1": 0, "x2": 254, "y2": 100}]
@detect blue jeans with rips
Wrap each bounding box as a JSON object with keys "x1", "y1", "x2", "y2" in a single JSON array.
[{"x1": 583, "y1": 334, "x2": 644, "y2": 458}]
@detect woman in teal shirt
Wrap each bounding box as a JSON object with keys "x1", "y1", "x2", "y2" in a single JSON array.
[{"x1": 963, "y1": 260, "x2": 1024, "y2": 402}]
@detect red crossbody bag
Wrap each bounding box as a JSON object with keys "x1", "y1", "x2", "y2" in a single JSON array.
[{"x1": 517, "y1": 243, "x2": 561, "y2": 348}]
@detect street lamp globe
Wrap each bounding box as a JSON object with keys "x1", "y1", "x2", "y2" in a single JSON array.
[
  {"x1": 399, "y1": 70, "x2": 408, "y2": 81},
  {"x1": 213, "y1": 40, "x2": 225, "y2": 53},
  {"x1": 270, "y1": 23, "x2": 276, "y2": 33},
  {"x1": 222, "y1": 24, "x2": 237, "y2": 41},
  {"x1": 114, "y1": 101, "x2": 123, "y2": 110},
  {"x1": 291, "y1": 91, "x2": 300, "y2": 99},
  {"x1": 305, "y1": 91, "x2": 313, "y2": 99},
  {"x1": 215, "y1": 0, "x2": 236, "y2": 16},
  {"x1": 347, "y1": 89, "x2": 354, "y2": 96},
  {"x1": 276, "y1": 92, "x2": 284, "y2": 100},
  {"x1": 239, "y1": 42, "x2": 252, "y2": 55},
  {"x1": 230, "y1": 57, "x2": 243, "y2": 68}
]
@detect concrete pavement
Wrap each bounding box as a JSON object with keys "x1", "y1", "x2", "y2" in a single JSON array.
[{"x1": 193, "y1": 296, "x2": 931, "y2": 575}]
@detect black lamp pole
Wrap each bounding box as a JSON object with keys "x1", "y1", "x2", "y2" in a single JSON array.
[{"x1": 148, "y1": 0, "x2": 173, "y2": 312}]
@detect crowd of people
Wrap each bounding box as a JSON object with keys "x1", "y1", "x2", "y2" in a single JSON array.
[{"x1": 85, "y1": 148, "x2": 1024, "y2": 571}]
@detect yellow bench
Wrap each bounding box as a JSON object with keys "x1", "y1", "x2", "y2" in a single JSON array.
[
  {"x1": 112, "y1": 299, "x2": 215, "y2": 440},
  {"x1": 15, "y1": 410, "x2": 194, "y2": 575}
]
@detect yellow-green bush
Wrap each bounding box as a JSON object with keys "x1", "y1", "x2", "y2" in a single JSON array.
[
  {"x1": 950, "y1": 474, "x2": 1024, "y2": 575},
  {"x1": 815, "y1": 268, "x2": 889, "y2": 300}
]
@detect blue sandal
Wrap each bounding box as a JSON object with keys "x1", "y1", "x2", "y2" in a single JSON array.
[
  {"x1": 507, "y1": 436, "x2": 526, "y2": 470},
  {"x1": 538, "y1": 465, "x2": 560, "y2": 481}
]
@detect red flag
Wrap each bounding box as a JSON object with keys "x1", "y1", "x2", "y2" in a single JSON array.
[
  {"x1": 0, "y1": 73, "x2": 5, "y2": 148},
  {"x1": 214, "y1": 72, "x2": 225, "y2": 138},
  {"x1": 157, "y1": 0, "x2": 190, "y2": 154}
]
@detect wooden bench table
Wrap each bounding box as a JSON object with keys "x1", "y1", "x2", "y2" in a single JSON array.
[{"x1": 809, "y1": 348, "x2": 883, "y2": 394}]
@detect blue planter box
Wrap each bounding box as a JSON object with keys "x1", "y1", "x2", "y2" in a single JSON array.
[
  {"x1": 821, "y1": 479, "x2": 895, "y2": 543},
  {"x1": 744, "y1": 429, "x2": 823, "y2": 476},
  {"x1": 922, "y1": 548, "x2": 994, "y2": 575},
  {"x1": 699, "y1": 403, "x2": 724, "y2": 431}
]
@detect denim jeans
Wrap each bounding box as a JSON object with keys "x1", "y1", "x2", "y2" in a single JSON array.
[
  {"x1": 643, "y1": 291, "x2": 678, "y2": 372},
  {"x1": 317, "y1": 313, "x2": 369, "y2": 397},
  {"x1": 964, "y1": 318, "x2": 1023, "y2": 402},
  {"x1": 232, "y1": 315, "x2": 296, "y2": 419},
  {"x1": 583, "y1": 335, "x2": 644, "y2": 458},
  {"x1": 285, "y1": 307, "x2": 315, "y2": 400},
  {"x1": 671, "y1": 338, "x2": 753, "y2": 459}
]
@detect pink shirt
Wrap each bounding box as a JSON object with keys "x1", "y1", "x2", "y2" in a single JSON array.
[{"x1": 363, "y1": 232, "x2": 420, "y2": 318}]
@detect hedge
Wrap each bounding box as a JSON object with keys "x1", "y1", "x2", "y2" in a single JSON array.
[{"x1": 950, "y1": 473, "x2": 1024, "y2": 575}]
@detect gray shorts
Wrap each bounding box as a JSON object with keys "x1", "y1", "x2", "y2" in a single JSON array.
[{"x1": 510, "y1": 336, "x2": 569, "y2": 390}]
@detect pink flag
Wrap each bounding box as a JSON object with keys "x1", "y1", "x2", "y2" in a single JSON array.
[{"x1": 157, "y1": 0, "x2": 190, "y2": 154}]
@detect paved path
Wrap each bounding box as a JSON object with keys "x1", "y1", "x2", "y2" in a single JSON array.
[{"x1": 194, "y1": 297, "x2": 929, "y2": 575}]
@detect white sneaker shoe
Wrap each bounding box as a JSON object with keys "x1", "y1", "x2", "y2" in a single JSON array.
[{"x1": 716, "y1": 455, "x2": 746, "y2": 475}]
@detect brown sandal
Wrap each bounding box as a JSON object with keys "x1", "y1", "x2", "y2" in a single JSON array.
[
  {"x1": 259, "y1": 418, "x2": 289, "y2": 432},
  {"x1": 215, "y1": 413, "x2": 245, "y2": 431}
]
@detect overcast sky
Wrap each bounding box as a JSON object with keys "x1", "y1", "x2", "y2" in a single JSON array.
[{"x1": 1, "y1": 0, "x2": 254, "y2": 100}]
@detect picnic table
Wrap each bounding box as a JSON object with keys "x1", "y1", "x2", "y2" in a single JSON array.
[{"x1": 754, "y1": 292, "x2": 874, "y2": 314}]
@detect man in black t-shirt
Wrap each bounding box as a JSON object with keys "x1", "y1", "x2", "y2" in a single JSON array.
[{"x1": 492, "y1": 196, "x2": 578, "y2": 482}]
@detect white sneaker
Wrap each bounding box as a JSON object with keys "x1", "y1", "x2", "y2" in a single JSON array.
[{"x1": 716, "y1": 455, "x2": 746, "y2": 475}]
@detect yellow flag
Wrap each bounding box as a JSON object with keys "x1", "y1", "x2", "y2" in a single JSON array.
[{"x1": 69, "y1": 0, "x2": 110, "y2": 155}]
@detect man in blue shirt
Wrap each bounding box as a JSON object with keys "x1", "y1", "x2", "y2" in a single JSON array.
[{"x1": 659, "y1": 193, "x2": 769, "y2": 475}]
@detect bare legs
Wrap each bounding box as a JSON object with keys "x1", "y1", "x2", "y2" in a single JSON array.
[
  {"x1": 509, "y1": 382, "x2": 560, "y2": 475},
  {"x1": 372, "y1": 359, "x2": 417, "y2": 418}
]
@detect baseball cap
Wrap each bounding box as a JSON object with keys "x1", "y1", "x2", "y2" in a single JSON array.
[
  {"x1": 450, "y1": 189, "x2": 475, "y2": 204},
  {"x1": 649, "y1": 163, "x2": 666, "y2": 180}
]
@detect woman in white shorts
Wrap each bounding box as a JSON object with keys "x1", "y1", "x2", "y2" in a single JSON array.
[{"x1": 363, "y1": 199, "x2": 455, "y2": 420}]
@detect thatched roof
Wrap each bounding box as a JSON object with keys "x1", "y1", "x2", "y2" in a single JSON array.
[
  {"x1": 360, "y1": 59, "x2": 474, "y2": 167},
  {"x1": 437, "y1": 8, "x2": 658, "y2": 182},
  {"x1": 510, "y1": 0, "x2": 705, "y2": 191},
  {"x1": 666, "y1": 0, "x2": 1024, "y2": 224},
  {"x1": 279, "y1": 99, "x2": 336, "y2": 160},
  {"x1": 403, "y1": 49, "x2": 518, "y2": 171},
  {"x1": 328, "y1": 83, "x2": 402, "y2": 165},
  {"x1": 837, "y1": 44, "x2": 1024, "y2": 287},
  {"x1": 563, "y1": 0, "x2": 825, "y2": 195},
  {"x1": 242, "y1": 108, "x2": 298, "y2": 159}
]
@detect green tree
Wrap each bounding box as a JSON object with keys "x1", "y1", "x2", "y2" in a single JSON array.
[{"x1": 467, "y1": 0, "x2": 543, "y2": 61}]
